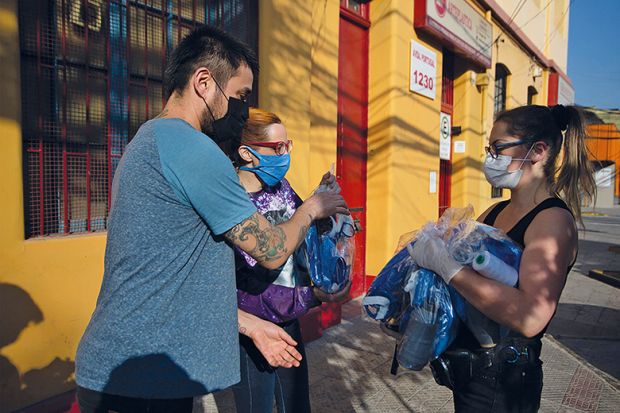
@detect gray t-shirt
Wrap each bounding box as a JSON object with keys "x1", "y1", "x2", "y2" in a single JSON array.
[{"x1": 75, "y1": 118, "x2": 256, "y2": 399}]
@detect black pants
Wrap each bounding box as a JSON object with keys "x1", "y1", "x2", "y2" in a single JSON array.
[
  {"x1": 452, "y1": 359, "x2": 543, "y2": 413},
  {"x1": 232, "y1": 319, "x2": 311, "y2": 413},
  {"x1": 77, "y1": 386, "x2": 193, "y2": 413}
]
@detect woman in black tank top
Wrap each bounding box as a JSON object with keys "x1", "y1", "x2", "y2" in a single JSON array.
[{"x1": 410, "y1": 105, "x2": 596, "y2": 412}]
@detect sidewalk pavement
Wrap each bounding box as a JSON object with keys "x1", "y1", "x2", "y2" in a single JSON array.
[{"x1": 197, "y1": 208, "x2": 620, "y2": 413}]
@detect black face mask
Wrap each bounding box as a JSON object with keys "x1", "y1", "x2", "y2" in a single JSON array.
[{"x1": 203, "y1": 79, "x2": 249, "y2": 156}]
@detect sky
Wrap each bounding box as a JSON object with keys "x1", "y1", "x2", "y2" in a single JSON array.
[{"x1": 568, "y1": 0, "x2": 620, "y2": 109}]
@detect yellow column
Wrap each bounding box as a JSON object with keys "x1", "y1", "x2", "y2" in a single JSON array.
[
  {"x1": 258, "y1": 0, "x2": 340, "y2": 198},
  {"x1": 367, "y1": 0, "x2": 443, "y2": 274}
]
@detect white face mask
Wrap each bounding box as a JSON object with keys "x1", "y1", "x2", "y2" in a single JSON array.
[{"x1": 483, "y1": 145, "x2": 534, "y2": 189}]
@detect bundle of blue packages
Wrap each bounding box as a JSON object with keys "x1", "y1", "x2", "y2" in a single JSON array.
[
  {"x1": 363, "y1": 206, "x2": 524, "y2": 370},
  {"x1": 448, "y1": 222, "x2": 522, "y2": 273},
  {"x1": 304, "y1": 215, "x2": 355, "y2": 293},
  {"x1": 396, "y1": 267, "x2": 462, "y2": 370},
  {"x1": 362, "y1": 245, "x2": 462, "y2": 371},
  {"x1": 445, "y1": 222, "x2": 522, "y2": 346},
  {"x1": 362, "y1": 247, "x2": 414, "y2": 321}
]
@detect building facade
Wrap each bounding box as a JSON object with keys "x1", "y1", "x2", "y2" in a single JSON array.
[{"x1": 0, "y1": 0, "x2": 573, "y2": 410}]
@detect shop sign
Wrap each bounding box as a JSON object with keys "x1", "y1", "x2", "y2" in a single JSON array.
[
  {"x1": 414, "y1": 0, "x2": 492, "y2": 68},
  {"x1": 429, "y1": 171, "x2": 438, "y2": 193},
  {"x1": 558, "y1": 75, "x2": 575, "y2": 105},
  {"x1": 410, "y1": 40, "x2": 437, "y2": 100},
  {"x1": 439, "y1": 112, "x2": 451, "y2": 160},
  {"x1": 453, "y1": 140, "x2": 466, "y2": 153}
]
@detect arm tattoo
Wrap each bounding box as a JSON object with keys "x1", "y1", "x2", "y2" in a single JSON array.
[
  {"x1": 225, "y1": 212, "x2": 288, "y2": 263},
  {"x1": 238, "y1": 323, "x2": 248, "y2": 336}
]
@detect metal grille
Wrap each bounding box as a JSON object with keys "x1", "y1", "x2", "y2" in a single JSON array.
[
  {"x1": 438, "y1": 51, "x2": 454, "y2": 218},
  {"x1": 19, "y1": 0, "x2": 257, "y2": 237},
  {"x1": 491, "y1": 63, "x2": 509, "y2": 199},
  {"x1": 494, "y1": 64, "x2": 508, "y2": 115}
]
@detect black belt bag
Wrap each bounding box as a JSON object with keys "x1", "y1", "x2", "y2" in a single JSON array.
[{"x1": 430, "y1": 337, "x2": 542, "y2": 390}]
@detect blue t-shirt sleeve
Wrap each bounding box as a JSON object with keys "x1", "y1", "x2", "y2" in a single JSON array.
[{"x1": 155, "y1": 120, "x2": 256, "y2": 235}]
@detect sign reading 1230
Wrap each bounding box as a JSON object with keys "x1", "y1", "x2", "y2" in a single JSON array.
[
  {"x1": 412, "y1": 70, "x2": 434, "y2": 91},
  {"x1": 410, "y1": 40, "x2": 437, "y2": 100}
]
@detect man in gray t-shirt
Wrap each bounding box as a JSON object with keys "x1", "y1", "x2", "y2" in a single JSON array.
[{"x1": 75, "y1": 25, "x2": 347, "y2": 413}]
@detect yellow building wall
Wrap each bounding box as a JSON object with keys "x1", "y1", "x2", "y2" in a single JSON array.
[
  {"x1": 450, "y1": 60, "x2": 488, "y2": 215},
  {"x1": 1, "y1": 5, "x2": 104, "y2": 413},
  {"x1": 460, "y1": 10, "x2": 548, "y2": 215},
  {"x1": 494, "y1": 0, "x2": 569, "y2": 74},
  {"x1": 367, "y1": 0, "x2": 557, "y2": 275},
  {"x1": 492, "y1": 15, "x2": 546, "y2": 110},
  {"x1": 367, "y1": 0, "x2": 444, "y2": 275},
  {"x1": 497, "y1": 0, "x2": 549, "y2": 60},
  {"x1": 547, "y1": 0, "x2": 569, "y2": 71},
  {"x1": 258, "y1": 0, "x2": 340, "y2": 199}
]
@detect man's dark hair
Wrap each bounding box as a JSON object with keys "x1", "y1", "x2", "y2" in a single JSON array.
[{"x1": 163, "y1": 25, "x2": 259, "y2": 99}]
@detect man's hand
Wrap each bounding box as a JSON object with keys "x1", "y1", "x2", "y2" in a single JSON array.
[
  {"x1": 238, "y1": 310, "x2": 302, "y2": 368},
  {"x1": 313, "y1": 280, "x2": 352, "y2": 303}
]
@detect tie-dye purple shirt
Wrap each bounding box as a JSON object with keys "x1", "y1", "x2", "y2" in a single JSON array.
[
  {"x1": 237, "y1": 178, "x2": 302, "y2": 268},
  {"x1": 235, "y1": 179, "x2": 317, "y2": 323}
]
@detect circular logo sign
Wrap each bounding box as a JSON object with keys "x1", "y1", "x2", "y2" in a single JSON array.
[
  {"x1": 435, "y1": 0, "x2": 447, "y2": 18},
  {"x1": 441, "y1": 115, "x2": 451, "y2": 140}
]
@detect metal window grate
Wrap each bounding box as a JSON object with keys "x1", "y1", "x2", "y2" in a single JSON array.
[
  {"x1": 19, "y1": 0, "x2": 257, "y2": 238},
  {"x1": 491, "y1": 186, "x2": 504, "y2": 198},
  {"x1": 494, "y1": 64, "x2": 509, "y2": 115},
  {"x1": 492, "y1": 64, "x2": 509, "y2": 198}
]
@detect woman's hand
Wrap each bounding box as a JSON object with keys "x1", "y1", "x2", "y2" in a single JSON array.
[
  {"x1": 407, "y1": 234, "x2": 463, "y2": 284},
  {"x1": 318, "y1": 171, "x2": 341, "y2": 194},
  {"x1": 313, "y1": 280, "x2": 352, "y2": 303},
  {"x1": 238, "y1": 310, "x2": 302, "y2": 368}
]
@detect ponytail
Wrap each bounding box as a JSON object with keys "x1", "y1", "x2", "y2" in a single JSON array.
[
  {"x1": 495, "y1": 104, "x2": 597, "y2": 226},
  {"x1": 551, "y1": 105, "x2": 596, "y2": 225}
]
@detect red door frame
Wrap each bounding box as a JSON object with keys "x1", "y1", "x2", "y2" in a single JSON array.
[
  {"x1": 334, "y1": 3, "x2": 370, "y2": 320},
  {"x1": 337, "y1": 4, "x2": 370, "y2": 298},
  {"x1": 300, "y1": 3, "x2": 370, "y2": 342},
  {"x1": 439, "y1": 50, "x2": 454, "y2": 217}
]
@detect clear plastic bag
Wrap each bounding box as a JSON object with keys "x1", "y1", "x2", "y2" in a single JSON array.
[
  {"x1": 303, "y1": 214, "x2": 355, "y2": 293},
  {"x1": 397, "y1": 268, "x2": 461, "y2": 370},
  {"x1": 364, "y1": 206, "x2": 523, "y2": 370},
  {"x1": 363, "y1": 248, "x2": 461, "y2": 371},
  {"x1": 302, "y1": 171, "x2": 355, "y2": 293},
  {"x1": 363, "y1": 247, "x2": 414, "y2": 321},
  {"x1": 435, "y1": 207, "x2": 522, "y2": 347}
]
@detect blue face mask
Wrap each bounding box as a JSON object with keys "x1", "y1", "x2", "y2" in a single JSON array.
[{"x1": 239, "y1": 146, "x2": 291, "y2": 187}]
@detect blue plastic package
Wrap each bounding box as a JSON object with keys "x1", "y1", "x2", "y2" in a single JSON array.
[
  {"x1": 363, "y1": 247, "x2": 413, "y2": 321},
  {"x1": 303, "y1": 215, "x2": 355, "y2": 293},
  {"x1": 397, "y1": 267, "x2": 461, "y2": 370}
]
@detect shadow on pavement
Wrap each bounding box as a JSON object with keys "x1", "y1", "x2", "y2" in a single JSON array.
[
  {"x1": 573, "y1": 239, "x2": 620, "y2": 276},
  {"x1": 0, "y1": 283, "x2": 76, "y2": 413},
  {"x1": 547, "y1": 303, "x2": 620, "y2": 380}
]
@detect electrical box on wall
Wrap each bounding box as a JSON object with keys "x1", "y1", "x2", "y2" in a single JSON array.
[{"x1": 475, "y1": 73, "x2": 490, "y2": 87}]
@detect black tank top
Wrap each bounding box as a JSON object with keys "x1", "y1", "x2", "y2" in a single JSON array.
[
  {"x1": 483, "y1": 197, "x2": 574, "y2": 251},
  {"x1": 451, "y1": 197, "x2": 575, "y2": 349}
]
